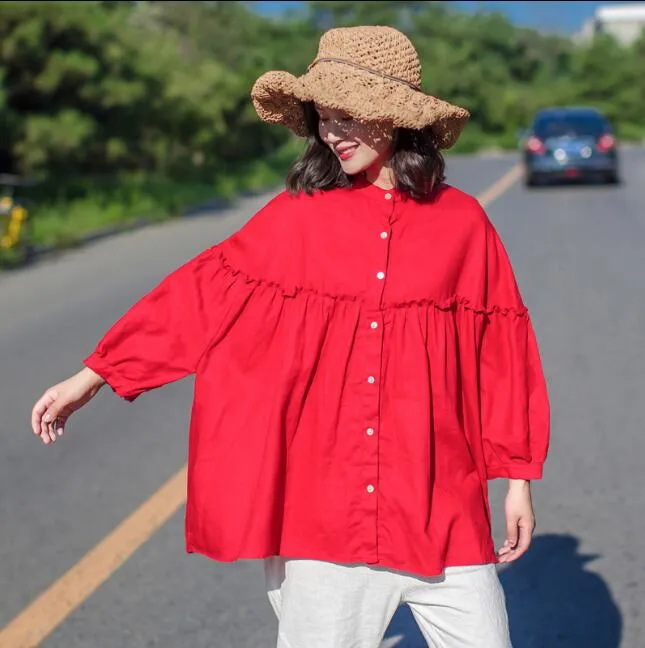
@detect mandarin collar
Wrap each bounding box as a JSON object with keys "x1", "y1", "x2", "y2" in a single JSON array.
[{"x1": 349, "y1": 176, "x2": 404, "y2": 201}]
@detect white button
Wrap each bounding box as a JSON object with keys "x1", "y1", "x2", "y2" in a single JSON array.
[
  {"x1": 384, "y1": 193, "x2": 392, "y2": 200},
  {"x1": 370, "y1": 321, "x2": 378, "y2": 330},
  {"x1": 367, "y1": 376, "x2": 375, "y2": 384},
  {"x1": 366, "y1": 428, "x2": 375, "y2": 436},
  {"x1": 366, "y1": 484, "x2": 375, "y2": 493},
  {"x1": 376, "y1": 271, "x2": 385, "y2": 280},
  {"x1": 380, "y1": 231, "x2": 388, "y2": 240}
]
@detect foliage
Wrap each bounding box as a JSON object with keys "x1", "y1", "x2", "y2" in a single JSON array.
[{"x1": 0, "y1": 0, "x2": 643, "y2": 260}]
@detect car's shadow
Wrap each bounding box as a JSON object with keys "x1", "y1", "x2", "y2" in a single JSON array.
[{"x1": 525, "y1": 177, "x2": 622, "y2": 191}]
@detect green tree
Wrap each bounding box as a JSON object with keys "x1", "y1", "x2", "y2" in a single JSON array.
[{"x1": 0, "y1": 0, "x2": 643, "y2": 240}]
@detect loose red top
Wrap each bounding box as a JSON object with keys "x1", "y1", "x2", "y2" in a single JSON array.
[{"x1": 84, "y1": 179, "x2": 550, "y2": 577}]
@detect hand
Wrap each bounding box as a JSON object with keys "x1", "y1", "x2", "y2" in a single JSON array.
[
  {"x1": 497, "y1": 479, "x2": 536, "y2": 564},
  {"x1": 31, "y1": 367, "x2": 106, "y2": 445}
]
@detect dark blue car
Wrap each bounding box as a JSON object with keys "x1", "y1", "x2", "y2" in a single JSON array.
[{"x1": 522, "y1": 107, "x2": 620, "y2": 187}]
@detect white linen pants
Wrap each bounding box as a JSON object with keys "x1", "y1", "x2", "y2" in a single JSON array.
[{"x1": 265, "y1": 557, "x2": 512, "y2": 648}]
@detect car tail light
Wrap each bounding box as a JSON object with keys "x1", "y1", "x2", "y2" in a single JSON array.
[
  {"x1": 597, "y1": 134, "x2": 616, "y2": 152},
  {"x1": 526, "y1": 136, "x2": 546, "y2": 154}
]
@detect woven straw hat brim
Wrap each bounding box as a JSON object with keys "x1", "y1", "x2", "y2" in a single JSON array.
[
  {"x1": 251, "y1": 71, "x2": 308, "y2": 137},
  {"x1": 251, "y1": 63, "x2": 470, "y2": 149}
]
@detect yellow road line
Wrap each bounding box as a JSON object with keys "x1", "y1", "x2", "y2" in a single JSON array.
[
  {"x1": 477, "y1": 162, "x2": 523, "y2": 207},
  {"x1": 0, "y1": 466, "x2": 187, "y2": 648},
  {"x1": 0, "y1": 159, "x2": 521, "y2": 647}
]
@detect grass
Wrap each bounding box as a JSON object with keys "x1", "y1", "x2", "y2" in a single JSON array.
[
  {"x1": 0, "y1": 138, "x2": 302, "y2": 265},
  {"x1": 29, "y1": 180, "x2": 219, "y2": 249},
  {"x1": 2, "y1": 126, "x2": 642, "y2": 267}
]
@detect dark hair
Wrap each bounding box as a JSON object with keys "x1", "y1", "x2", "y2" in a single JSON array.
[{"x1": 286, "y1": 102, "x2": 446, "y2": 202}]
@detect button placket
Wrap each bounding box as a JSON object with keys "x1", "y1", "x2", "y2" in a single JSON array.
[
  {"x1": 365, "y1": 304, "x2": 382, "y2": 447},
  {"x1": 369, "y1": 211, "x2": 389, "y2": 390},
  {"x1": 360, "y1": 310, "x2": 382, "y2": 531},
  {"x1": 355, "y1": 189, "x2": 395, "y2": 556},
  {"x1": 365, "y1": 198, "x2": 391, "y2": 500}
]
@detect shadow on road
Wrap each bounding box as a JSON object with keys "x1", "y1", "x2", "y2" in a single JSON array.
[
  {"x1": 501, "y1": 534, "x2": 622, "y2": 648},
  {"x1": 382, "y1": 534, "x2": 622, "y2": 648}
]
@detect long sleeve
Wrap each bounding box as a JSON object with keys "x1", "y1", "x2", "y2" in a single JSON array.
[
  {"x1": 479, "y1": 220, "x2": 551, "y2": 480},
  {"x1": 84, "y1": 245, "x2": 247, "y2": 402},
  {"x1": 82, "y1": 191, "x2": 302, "y2": 403}
]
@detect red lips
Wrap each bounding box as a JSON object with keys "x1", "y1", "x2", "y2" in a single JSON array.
[{"x1": 336, "y1": 144, "x2": 357, "y2": 160}]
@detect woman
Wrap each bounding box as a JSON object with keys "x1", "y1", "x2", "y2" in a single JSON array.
[{"x1": 31, "y1": 25, "x2": 550, "y2": 648}]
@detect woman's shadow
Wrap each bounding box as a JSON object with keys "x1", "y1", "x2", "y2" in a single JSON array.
[{"x1": 383, "y1": 534, "x2": 622, "y2": 647}]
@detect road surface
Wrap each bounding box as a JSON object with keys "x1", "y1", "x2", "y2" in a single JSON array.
[{"x1": 1, "y1": 148, "x2": 644, "y2": 647}]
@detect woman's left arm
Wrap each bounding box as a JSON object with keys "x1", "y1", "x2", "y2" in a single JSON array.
[{"x1": 478, "y1": 218, "x2": 551, "y2": 561}]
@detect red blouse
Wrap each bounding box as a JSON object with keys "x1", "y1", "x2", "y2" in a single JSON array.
[{"x1": 84, "y1": 179, "x2": 550, "y2": 577}]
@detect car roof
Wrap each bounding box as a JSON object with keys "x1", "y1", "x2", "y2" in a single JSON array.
[{"x1": 533, "y1": 107, "x2": 608, "y2": 121}]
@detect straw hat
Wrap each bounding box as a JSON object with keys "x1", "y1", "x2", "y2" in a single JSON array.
[{"x1": 251, "y1": 25, "x2": 470, "y2": 150}]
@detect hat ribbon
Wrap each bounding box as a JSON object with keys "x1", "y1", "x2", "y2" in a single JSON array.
[{"x1": 307, "y1": 57, "x2": 422, "y2": 92}]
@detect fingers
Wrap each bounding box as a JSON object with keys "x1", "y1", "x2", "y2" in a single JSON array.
[
  {"x1": 505, "y1": 518, "x2": 519, "y2": 550},
  {"x1": 32, "y1": 388, "x2": 67, "y2": 445},
  {"x1": 31, "y1": 389, "x2": 58, "y2": 435},
  {"x1": 54, "y1": 417, "x2": 65, "y2": 437},
  {"x1": 497, "y1": 539, "x2": 513, "y2": 558},
  {"x1": 40, "y1": 416, "x2": 50, "y2": 444},
  {"x1": 513, "y1": 521, "x2": 533, "y2": 559},
  {"x1": 39, "y1": 417, "x2": 66, "y2": 444},
  {"x1": 498, "y1": 518, "x2": 535, "y2": 564}
]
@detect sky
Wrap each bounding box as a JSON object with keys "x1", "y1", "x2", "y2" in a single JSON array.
[{"x1": 254, "y1": 1, "x2": 645, "y2": 36}]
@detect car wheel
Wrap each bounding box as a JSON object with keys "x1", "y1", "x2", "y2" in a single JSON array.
[
  {"x1": 525, "y1": 173, "x2": 539, "y2": 188},
  {"x1": 605, "y1": 172, "x2": 620, "y2": 185}
]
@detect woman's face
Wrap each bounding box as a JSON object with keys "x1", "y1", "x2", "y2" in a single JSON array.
[{"x1": 316, "y1": 104, "x2": 394, "y2": 177}]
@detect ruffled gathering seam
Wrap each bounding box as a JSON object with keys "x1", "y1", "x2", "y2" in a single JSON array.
[
  {"x1": 393, "y1": 296, "x2": 529, "y2": 318},
  {"x1": 214, "y1": 249, "x2": 529, "y2": 319}
]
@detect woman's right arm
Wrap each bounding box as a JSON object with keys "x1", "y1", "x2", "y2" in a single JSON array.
[
  {"x1": 29, "y1": 192, "x2": 297, "y2": 446},
  {"x1": 30, "y1": 244, "x2": 242, "y2": 445},
  {"x1": 28, "y1": 246, "x2": 221, "y2": 445}
]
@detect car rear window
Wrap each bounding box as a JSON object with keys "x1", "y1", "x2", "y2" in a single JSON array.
[{"x1": 534, "y1": 115, "x2": 608, "y2": 139}]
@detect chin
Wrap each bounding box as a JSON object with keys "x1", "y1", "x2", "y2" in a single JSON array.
[{"x1": 339, "y1": 157, "x2": 372, "y2": 176}]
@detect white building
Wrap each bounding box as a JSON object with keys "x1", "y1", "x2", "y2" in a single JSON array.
[{"x1": 577, "y1": 3, "x2": 645, "y2": 45}]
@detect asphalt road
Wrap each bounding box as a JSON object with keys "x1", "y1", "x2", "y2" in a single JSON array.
[{"x1": 1, "y1": 148, "x2": 644, "y2": 648}]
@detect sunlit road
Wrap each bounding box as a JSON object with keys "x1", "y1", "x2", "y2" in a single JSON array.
[{"x1": 1, "y1": 148, "x2": 644, "y2": 648}]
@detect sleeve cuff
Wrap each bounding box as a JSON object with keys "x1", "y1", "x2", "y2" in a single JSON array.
[
  {"x1": 486, "y1": 462, "x2": 544, "y2": 480},
  {"x1": 83, "y1": 351, "x2": 141, "y2": 403}
]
